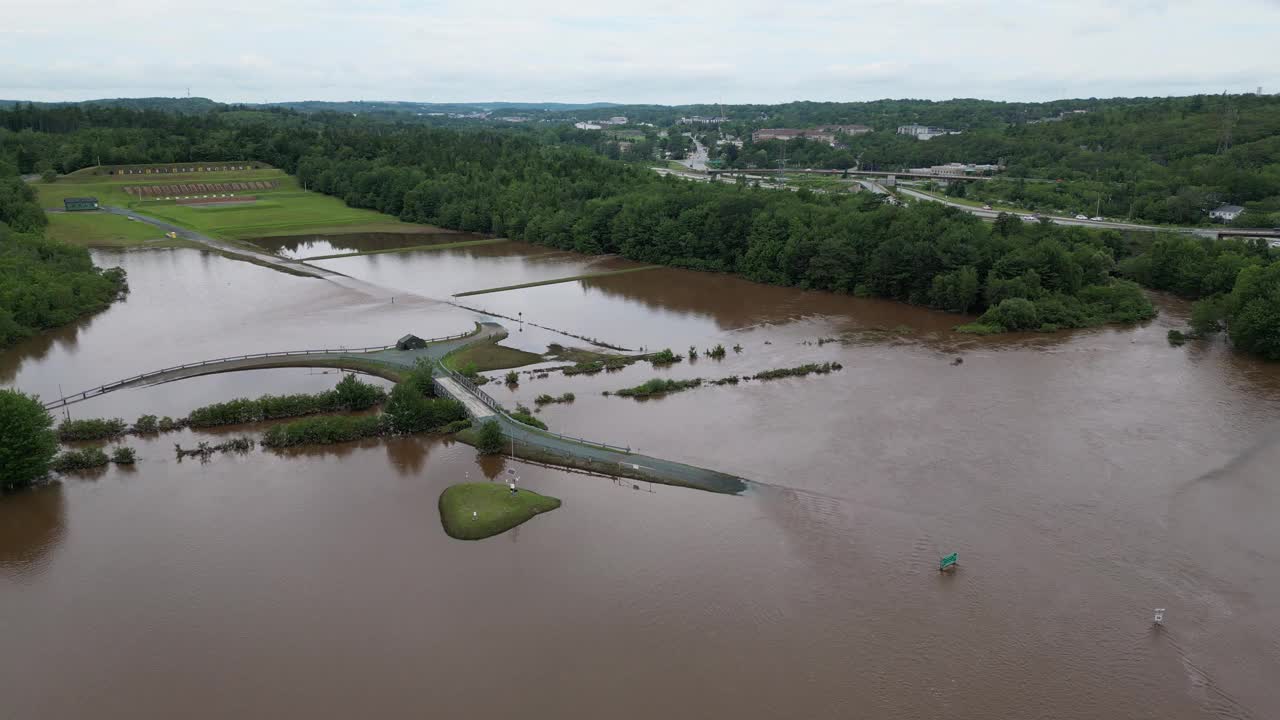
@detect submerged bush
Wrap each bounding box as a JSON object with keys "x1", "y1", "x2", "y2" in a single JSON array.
[
  {"x1": 533, "y1": 392, "x2": 575, "y2": 405},
  {"x1": 260, "y1": 415, "x2": 385, "y2": 448},
  {"x1": 187, "y1": 375, "x2": 386, "y2": 427},
  {"x1": 111, "y1": 446, "x2": 137, "y2": 464},
  {"x1": 648, "y1": 349, "x2": 681, "y2": 366},
  {"x1": 752, "y1": 362, "x2": 842, "y2": 381},
  {"x1": 615, "y1": 378, "x2": 703, "y2": 398},
  {"x1": 57, "y1": 417, "x2": 127, "y2": 441},
  {"x1": 52, "y1": 446, "x2": 110, "y2": 473},
  {"x1": 132, "y1": 414, "x2": 159, "y2": 434},
  {"x1": 508, "y1": 410, "x2": 548, "y2": 430}
]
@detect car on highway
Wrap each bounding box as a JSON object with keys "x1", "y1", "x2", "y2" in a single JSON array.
[
  {"x1": 1090, "y1": 216, "x2": 1104, "y2": 221},
  {"x1": 1075, "y1": 214, "x2": 1088, "y2": 220},
  {"x1": 982, "y1": 204, "x2": 992, "y2": 210},
  {"x1": 1020, "y1": 214, "x2": 1038, "y2": 222}
]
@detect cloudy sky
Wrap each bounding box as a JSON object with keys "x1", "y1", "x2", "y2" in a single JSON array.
[{"x1": 2, "y1": 0, "x2": 1277, "y2": 104}]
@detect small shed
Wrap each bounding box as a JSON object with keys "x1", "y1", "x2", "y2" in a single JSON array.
[
  {"x1": 396, "y1": 334, "x2": 427, "y2": 351},
  {"x1": 63, "y1": 197, "x2": 99, "y2": 211}
]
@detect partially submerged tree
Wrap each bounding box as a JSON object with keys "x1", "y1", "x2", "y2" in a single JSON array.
[
  {"x1": 476, "y1": 420, "x2": 504, "y2": 455},
  {"x1": 0, "y1": 389, "x2": 58, "y2": 491}
]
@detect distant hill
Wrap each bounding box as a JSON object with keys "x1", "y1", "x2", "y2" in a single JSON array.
[
  {"x1": 0, "y1": 97, "x2": 619, "y2": 116},
  {"x1": 0, "y1": 97, "x2": 223, "y2": 114}
]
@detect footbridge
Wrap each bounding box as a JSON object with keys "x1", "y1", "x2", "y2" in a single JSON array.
[
  {"x1": 45, "y1": 322, "x2": 748, "y2": 495},
  {"x1": 43, "y1": 323, "x2": 502, "y2": 411}
]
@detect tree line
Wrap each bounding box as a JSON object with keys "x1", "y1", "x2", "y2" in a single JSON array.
[{"x1": 0, "y1": 173, "x2": 128, "y2": 349}]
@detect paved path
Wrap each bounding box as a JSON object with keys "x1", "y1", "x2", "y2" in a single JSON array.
[
  {"x1": 101, "y1": 206, "x2": 339, "y2": 278},
  {"x1": 45, "y1": 321, "x2": 748, "y2": 494},
  {"x1": 45, "y1": 323, "x2": 506, "y2": 410}
]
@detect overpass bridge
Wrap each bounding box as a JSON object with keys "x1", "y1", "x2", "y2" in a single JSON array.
[
  {"x1": 706, "y1": 167, "x2": 993, "y2": 182},
  {"x1": 45, "y1": 322, "x2": 748, "y2": 495}
]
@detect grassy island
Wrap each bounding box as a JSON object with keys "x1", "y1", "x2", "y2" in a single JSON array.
[{"x1": 438, "y1": 482, "x2": 561, "y2": 540}]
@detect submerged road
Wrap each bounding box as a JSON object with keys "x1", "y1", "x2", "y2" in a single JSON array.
[{"x1": 101, "y1": 206, "x2": 340, "y2": 278}]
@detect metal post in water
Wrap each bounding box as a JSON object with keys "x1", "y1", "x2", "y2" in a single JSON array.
[{"x1": 1153, "y1": 608, "x2": 1165, "y2": 625}]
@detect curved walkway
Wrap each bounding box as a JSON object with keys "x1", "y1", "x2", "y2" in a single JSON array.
[
  {"x1": 45, "y1": 321, "x2": 748, "y2": 495},
  {"x1": 44, "y1": 323, "x2": 503, "y2": 410}
]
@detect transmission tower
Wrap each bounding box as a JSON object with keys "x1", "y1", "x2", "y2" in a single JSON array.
[{"x1": 1217, "y1": 93, "x2": 1239, "y2": 154}]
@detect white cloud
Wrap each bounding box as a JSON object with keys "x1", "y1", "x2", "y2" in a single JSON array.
[{"x1": 0, "y1": 0, "x2": 1275, "y2": 102}]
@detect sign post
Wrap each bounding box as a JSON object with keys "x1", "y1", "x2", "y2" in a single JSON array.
[{"x1": 939, "y1": 552, "x2": 958, "y2": 572}]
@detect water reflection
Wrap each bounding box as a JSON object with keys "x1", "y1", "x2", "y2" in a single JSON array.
[
  {"x1": 0, "y1": 484, "x2": 67, "y2": 580},
  {"x1": 250, "y1": 231, "x2": 471, "y2": 259}
]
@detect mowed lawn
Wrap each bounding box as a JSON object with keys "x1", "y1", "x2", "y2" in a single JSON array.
[
  {"x1": 33, "y1": 168, "x2": 424, "y2": 242},
  {"x1": 44, "y1": 212, "x2": 182, "y2": 247}
]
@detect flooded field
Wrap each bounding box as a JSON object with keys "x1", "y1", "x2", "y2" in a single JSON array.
[{"x1": 3, "y1": 240, "x2": 1279, "y2": 719}]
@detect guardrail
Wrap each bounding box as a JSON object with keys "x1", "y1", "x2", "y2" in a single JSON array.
[
  {"x1": 43, "y1": 329, "x2": 479, "y2": 410},
  {"x1": 437, "y1": 365, "x2": 631, "y2": 454}
]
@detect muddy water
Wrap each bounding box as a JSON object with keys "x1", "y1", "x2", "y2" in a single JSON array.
[
  {"x1": 3, "y1": 245, "x2": 1280, "y2": 719},
  {"x1": 310, "y1": 238, "x2": 645, "y2": 299}
]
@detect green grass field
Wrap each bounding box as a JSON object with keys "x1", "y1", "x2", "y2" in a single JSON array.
[
  {"x1": 43, "y1": 212, "x2": 195, "y2": 247},
  {"x1": 445, "y1": 342, "x2": 546, "y2": 372},
  {"x1": 33, "y1": 167, "x2": 429, "y2": 243},
  {"x1": 438, "y1": 482, "x2": 560, "y2": 540}
]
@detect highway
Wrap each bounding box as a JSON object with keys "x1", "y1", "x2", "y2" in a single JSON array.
[
  {"x1": 674, "y1": 133, "x2": 709, "y2": 171},
  {"x1": 651, "y1": 165, "x2": 1271, "y2": 239},
  {"x1": 891, "y1": 186, "x2": 1197, "y2": 235}
]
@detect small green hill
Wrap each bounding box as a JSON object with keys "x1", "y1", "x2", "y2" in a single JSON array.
[{"x1": 438, "y1": 482, "x2": 560, "y2": 540}]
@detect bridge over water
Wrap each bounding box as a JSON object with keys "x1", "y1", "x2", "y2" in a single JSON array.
[{"x1": 46, "y1": 322, "x2": 748, "y2": 495}]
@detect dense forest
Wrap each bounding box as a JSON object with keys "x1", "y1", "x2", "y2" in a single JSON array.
[
  {"x1": 0, "y1": 171, "x2": 128, "y2": 349},
  {"x1": 4, "y1": 101, "x2": 1280, "y2": 355}
]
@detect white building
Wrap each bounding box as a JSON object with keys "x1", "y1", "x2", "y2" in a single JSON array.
[
  {"x1": 573, "y1": 122, "x2": 603, "y2": 131},
  {"x1": 1209, "y1": 204, "x2": 1245, "y2": 222},
  {"x1": 897, "y1": 124, "x2": 960, "y2": 141},
  {"x1": 908, "y1": 162, "x2": 1003, "y2": 176}
]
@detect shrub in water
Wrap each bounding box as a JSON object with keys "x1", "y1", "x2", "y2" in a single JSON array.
[
  {"x1": 260, "y1": 415, "x2": 384, "y2": 448},
  {"x1": 57, "y1": 417, "x2": 127, "y2": 441},
  {"x1": 52, "y1": 446, "x2": 110, "y2": 473},
  {"x1": 111, "y1": 446, "x2": 137, "y2": 464}
]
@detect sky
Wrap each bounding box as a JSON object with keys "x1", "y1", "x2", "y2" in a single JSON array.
[{"x1": 2, "y1": 0, "x2": 1278, "y2": 105}]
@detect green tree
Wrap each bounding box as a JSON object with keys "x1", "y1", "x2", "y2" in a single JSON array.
[
  {"x1": 476, "y1": 419, "x2": 504, "y2": 455},
  {"x1": 1225, "y1": 261, "x2": 1280, "y2": 360},
  {"x1": 0, "y1": 389, "x2": 58, "y2": 491},
  {"x1": 980, "y1": 297, "x2": 1040, "y2": 331},
  {"x1": 930, "y1": 266, "x2": 980, "y2": 313},
  {"x1": 332, "y1": 373, "x2": 386, "y2": 409}
]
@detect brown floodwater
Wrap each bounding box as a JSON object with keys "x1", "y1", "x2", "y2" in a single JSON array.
[{"x1": 3, "y1": 243, "x2": 1280, "y2": 719}]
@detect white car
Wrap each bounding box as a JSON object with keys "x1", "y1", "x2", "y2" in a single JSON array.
[
  {"x1": 982, "y1": 204, "x2": 992, "y2": 210},
  {"x1": 1075, "y1": 214, "x2": 1088, "y2": 220},
  {"x1": 1090, "y1": 216, "x2": 1104, "y2": 221},
  {"x1": 1020, "y1": 214, "x2": 1038, "y2": 222}
]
